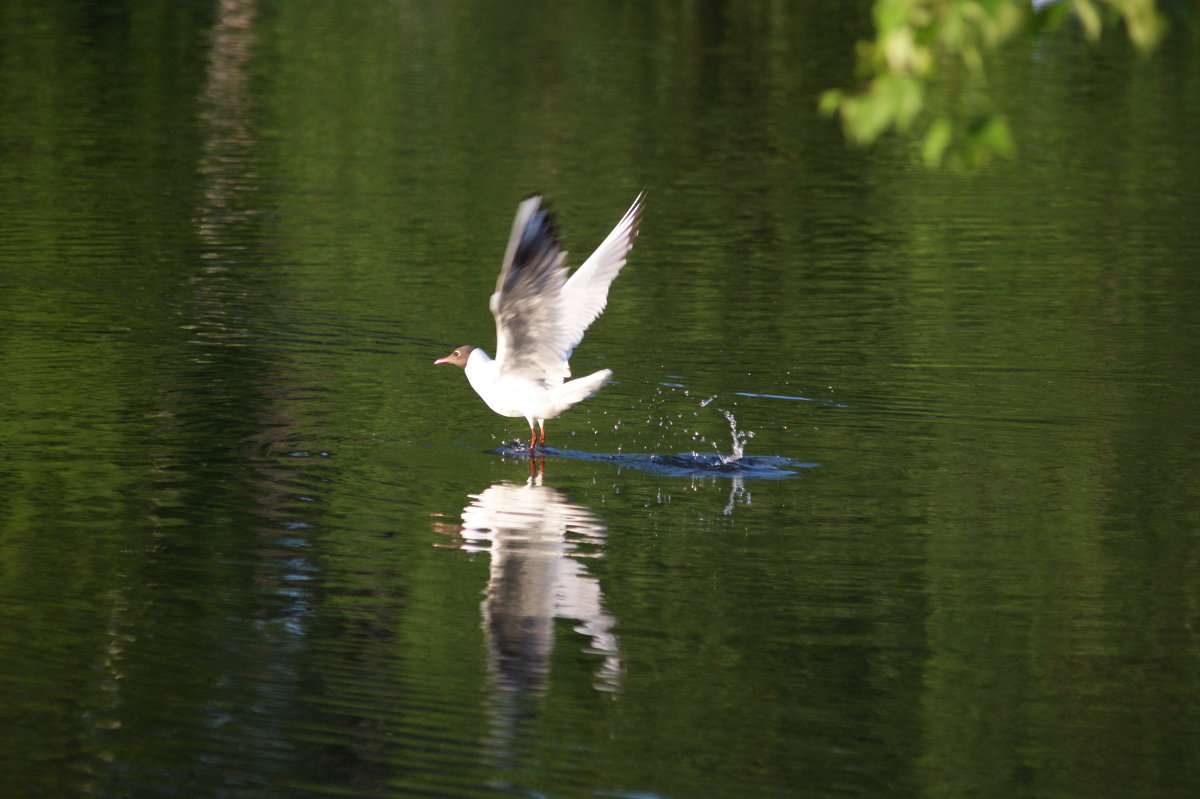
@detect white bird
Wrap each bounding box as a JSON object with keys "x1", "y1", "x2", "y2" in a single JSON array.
[{"x1": 435, "y1": 192, "x2": 644, "y2": 450}]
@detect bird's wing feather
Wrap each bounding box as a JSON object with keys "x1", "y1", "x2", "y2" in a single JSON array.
[
  {"x1": 559, "y1": 192, "x2": 644, "y2": 357},
  {"x1": 491, "y1": 196, "x2": 570, "y2": 382}
]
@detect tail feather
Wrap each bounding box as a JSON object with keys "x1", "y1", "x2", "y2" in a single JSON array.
[{"x1": 555, "y1": 368, "x2": 612, "y2": 408}]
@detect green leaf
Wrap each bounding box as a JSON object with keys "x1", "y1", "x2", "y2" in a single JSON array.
[
  {"x1": 873, "y1": 0, "x2": 911, "y2": 36},
  {"x1": 818, "y1": 89, "x2": 844, "y2": 118},
  {"x1": 922, "y1": 117, "x2": 953, "y2": 167},
  {"x1": 1073, "y1": 0, "x2": 1103, "y2": 41},
  {"x1": 977, "y1": 114, "x2": 1015, "y2": 157}
]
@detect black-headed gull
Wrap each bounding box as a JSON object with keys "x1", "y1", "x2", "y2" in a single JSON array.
[{"x1": 435, "y1": 193, "x2": 644, "y2": 450}]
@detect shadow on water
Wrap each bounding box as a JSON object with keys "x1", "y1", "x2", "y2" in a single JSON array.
[
  {"x1": 491, "y1": 409, "x2": 816, "y2": 479},
  {"x1": 492, "y1": 446, "x2": 812, "y2": 479}
]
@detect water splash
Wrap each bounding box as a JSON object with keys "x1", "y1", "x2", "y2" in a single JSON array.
[{"x1": 717, "y1": 408, "x2": 754, "y2": 464}]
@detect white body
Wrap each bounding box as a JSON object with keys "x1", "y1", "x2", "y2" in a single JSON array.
[{"x1": 463, "y1": 347, "x2": 612, "y2": 424}]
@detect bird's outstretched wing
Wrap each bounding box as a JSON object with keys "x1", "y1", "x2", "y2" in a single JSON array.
[
  {"x1": 490, "y1": 196, "x2": 570, "y2": 382},
  {"x1": 560, "y1": 192, "x2": 644, "y2": 358}
]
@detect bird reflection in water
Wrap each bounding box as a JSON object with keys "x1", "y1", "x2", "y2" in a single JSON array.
[{"x1": 432, "y1": 475, "x2": 622, "y2": 760}]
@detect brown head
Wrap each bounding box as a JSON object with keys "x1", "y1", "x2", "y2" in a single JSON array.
[{"x1": 433, "y1": 346, "x2": 475, "y2": 369}]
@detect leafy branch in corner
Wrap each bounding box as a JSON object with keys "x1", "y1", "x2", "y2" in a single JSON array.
[{"x1": 820, "y1": 0, "x2": 1166, "y2": 170}]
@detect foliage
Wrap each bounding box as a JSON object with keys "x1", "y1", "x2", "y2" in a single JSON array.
[{"x1": 820, "y1": 0, "x2": 1167, "y2": 169}]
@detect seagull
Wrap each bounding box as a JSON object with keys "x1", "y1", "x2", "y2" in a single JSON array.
[{"x1": 435, "y1": 192, "x2": 644, "y2": 450}]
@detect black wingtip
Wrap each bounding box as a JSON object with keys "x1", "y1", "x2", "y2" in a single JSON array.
[{"x1": 513, "y1": 198, "x2": 561, "y2": 273}]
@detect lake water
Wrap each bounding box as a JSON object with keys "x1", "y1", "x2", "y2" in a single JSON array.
[{"x1": 2, "y1": 1, "x2": 1199, "y2": 797}]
